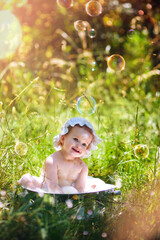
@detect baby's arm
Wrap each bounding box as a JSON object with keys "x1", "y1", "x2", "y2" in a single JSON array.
[
  {"x1": 74, "y1": 163, "x2": 88, "y2": 193},
  {"x1": 42, "y1": 155, "x2": 63, "y2": 194}
]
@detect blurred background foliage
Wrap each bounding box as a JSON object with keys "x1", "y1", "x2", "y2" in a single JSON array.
[{"x1": 0, "y1": 0, "x2": 159, "y2": 106}]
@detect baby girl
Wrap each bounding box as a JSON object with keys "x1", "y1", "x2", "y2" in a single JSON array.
[{"x1": 19, "y1": 117, "x2": 110, "y2": 194}]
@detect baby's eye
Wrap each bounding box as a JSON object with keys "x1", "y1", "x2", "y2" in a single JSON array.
[
  {"x1": 82, "y1": 143, "x2": 87, "y2": 147},
  {"x1": 73, "y1": 138, "x2": 78, "y2": 141}
]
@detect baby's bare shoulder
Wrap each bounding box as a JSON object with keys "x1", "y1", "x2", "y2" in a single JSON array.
[
  {"x1": 79, "y1": 159, "x2": 88, "y2": 169},
  {"x1": 45, "y1": 152, "x2": 60, "y2": 165}
]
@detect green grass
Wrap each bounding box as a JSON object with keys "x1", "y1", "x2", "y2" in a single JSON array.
[
  {"x1": 0, "y1": 3, "x2": 159, "y2": 237},
  {"x1": 0, "y1": 86, "x2": 159, "y2": 239}
]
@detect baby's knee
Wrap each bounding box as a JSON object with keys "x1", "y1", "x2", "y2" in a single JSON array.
[
  {"x1": 19, "y1": 173, "x2": 42, "y2": 190},
  {"x1": 19, "y1": 173, "x2": 32, "y2": 187},
  {"x1": 62, "y1": 186, "x2": 79, "y2": 194}
]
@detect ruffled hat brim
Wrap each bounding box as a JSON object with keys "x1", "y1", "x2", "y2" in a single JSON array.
[{"x1": 53, "y1": 117, "x2": 102, "y2": 158}]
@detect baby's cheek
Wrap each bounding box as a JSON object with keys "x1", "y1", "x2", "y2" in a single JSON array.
[{"x1": 83, "y1": 146, "x2": 87, "y2": 151}]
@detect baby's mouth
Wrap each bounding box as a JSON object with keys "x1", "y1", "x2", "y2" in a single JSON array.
[{"x1": 72, "y1": 147, "x2": 80, "y2": 153}]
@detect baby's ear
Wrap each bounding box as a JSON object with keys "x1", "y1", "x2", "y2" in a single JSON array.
[
  {"x1": 87, "y1": 143, "x2": 91, "y2": 150},
  {"x1": 60, "y1": 135, "x2": 64, "y2": 145},
  {"x1": 87, "y1": 136, "x2": 93, "y2": 150}
]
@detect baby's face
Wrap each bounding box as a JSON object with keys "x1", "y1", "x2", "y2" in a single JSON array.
[{"x1": 60, "y1": 126, "x2": 93, "y2": 158}]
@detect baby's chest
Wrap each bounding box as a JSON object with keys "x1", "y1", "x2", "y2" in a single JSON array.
[{"x1": 58, "y1": 162, "x2": 82, "y2": 178}]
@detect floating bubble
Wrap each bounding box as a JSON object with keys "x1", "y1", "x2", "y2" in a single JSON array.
[
  {"x1": 74, "y1": 20, "x2": 86, "y2": 32},
  {"x1": 57, "y1": 0, "x2": 73, "y2": 8},
  {"x1": 88, "y1": 28, "x2": 96, "y2": 38},
  {"x1": 0, "y1": 10, "x2": 22, "y2": 59},
  {"x1": 85, "y1": 0, "x2": 102, "y2": 17},
  {"x1": 127, "y1": 29, "x2": 136, "y2": 38},
  {"x1": 77, "y1": 95, "x2": 96, "y2": 115},
  {"x1": 107, "y1": 54, "x2": 125, "y2": 72},
  {"x1": 15, "y1": 142, "x2": 28, "y2": 156},
  {"x1": 134, "y1": 144, "x2": 149, "y2": 159}
]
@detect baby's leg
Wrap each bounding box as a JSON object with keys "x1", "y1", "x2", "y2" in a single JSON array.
[{"x1": 18, "y1": 173, "x2": 41, "y2": 190}]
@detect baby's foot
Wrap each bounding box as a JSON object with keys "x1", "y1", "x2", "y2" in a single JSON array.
[
  {"x1": 19, "y1": 174, "x2": 31, "y2": 188},
  {"x1": 19, "y1": 174, "x2": 40, "y2": 189}
]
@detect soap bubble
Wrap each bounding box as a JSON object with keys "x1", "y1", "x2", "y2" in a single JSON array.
[
  {"x1": 127, "y1": 29, "x2": 136, "y2": 38},
  {"x1": 57, "y1": 0, "x2": 73, "y2": 8},
  {"x1": 74, "y1": 20, "x2": 86, "y2": 32},
  {"x1": 15, "y1": 142, "x2": 28, "y2": 156},
  {"x1": 77, "y1": 95, "x2": 96, "y2": 115},
  {"x1": 0, "y1": 10, "x2": 22, "y2": 59},
  {"x1": 85, "y1": 0, "x2": 102, "y2": 17},
  {"x1": 107, "y1": 54, "x2": 125, "y2": 72},
  {"x1": 88, "y1": 28, "x2": 96, "y2": 38},
  {"x1": 134, "y1": 144, "x2": 149, "y2": 159}
]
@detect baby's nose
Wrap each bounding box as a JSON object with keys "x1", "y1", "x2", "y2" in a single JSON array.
[{"x1": 76, "y1": 142, "x2": 81, "y2": 148}]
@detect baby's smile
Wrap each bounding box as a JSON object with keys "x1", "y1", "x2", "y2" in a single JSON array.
[{"x1": 72, "y1": 147, "x2": 81, "y2": 153}]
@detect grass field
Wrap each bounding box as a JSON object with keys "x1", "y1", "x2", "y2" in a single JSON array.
[
  {"x1": 0, "y1": 82, "x2": 160, "y2": 239},
  {"x1": 0, "y1": 0, "x2": 160, "y2": 239}
]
